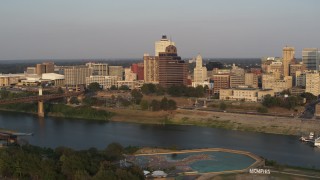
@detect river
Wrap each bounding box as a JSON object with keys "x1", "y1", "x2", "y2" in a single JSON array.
[{"x1": 0, "y1": 111, "x2": 319, "y2": 169}]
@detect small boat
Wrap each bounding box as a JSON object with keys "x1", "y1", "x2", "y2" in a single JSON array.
[
  {"x1": 314, "y1": 137, "x2": 320, "y2": 147},
  {"x1": 299, "y1": 132, "x2": 314, "y2": 142}
]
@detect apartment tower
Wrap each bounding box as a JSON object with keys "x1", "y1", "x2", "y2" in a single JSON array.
[{"x1": 282, "y1": 46, "x2": 295, "y2": 77}]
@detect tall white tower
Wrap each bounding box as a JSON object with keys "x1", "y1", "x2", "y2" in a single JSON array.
[
  {"x1": 193, "y1": 54, "x2": 207, "y2": 84},
  {"x1": 155, "y1": 35, "x2": 175, "y2": 56}
]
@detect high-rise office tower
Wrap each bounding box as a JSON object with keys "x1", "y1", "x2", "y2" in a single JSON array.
[
  {"x1": 282, "y1": 46, "x2": 295, "y2": 77},
  {"x1": 193, "y1": 54, "x2": 207, "y2": 83},
  {"x1": 302, "y1": 48, "x2": 320, "y2": 71},
  {"x1": 158, "y1": 45, "x2": 188, "y2": 88},
  {"x1": 155, "y1": 35, "x2": 175, "y2": 56}
]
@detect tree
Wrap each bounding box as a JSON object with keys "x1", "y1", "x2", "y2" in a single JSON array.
[
  {"x1": 110, "y1": 85, "x2": 118, "y2": 90},
  {"x1": 131, "y1": 89, "x2": 143, "y2": 104},
  {"x1": 83, "y1": 96, "x2": 98, "y2": 106},
  {"x1": 119, "y1": 85, "x2": 129, "y2": 91},
  {"x1": 167, "y1": 85, "x2": 186, "y2": 97},
  {"x1": 0, "y1": 90, "x2": 10, "y2": 99},
  {"x1": 155, "y1": 85, "x2": 165, "y2": 95},
  {"x1": 151, "y1": 100, "x2": 161, "y2": 111},
  {"x1": 141, "y1": 84, "x2": 156, "y2": 95},
  {"x1": 57, "y1": 87, "x2": 64, "y2": 94},
  {"x1": 219, "y1": 102, "x2": 227, "y2": 110},
  {"x1": 301, "y1": 92, "x2": 317, "y2": 103},
  {"x1": 69, "y1": 97, "x2": 79, "y2": 105},
  {"x1": 257, "y1": 106, "x2": 268, "y2": 113},
  {"x1": 160, "y1": 97, "x2": 168, "y2": 110},
  {"x1": 87, "y1": 82, "x2": 101, "y2": 92},
  {"x1": 140, "y1": 100, "x2": 149, "y2": 110},
  {"x1": 118, "y1": 97, "x2": 131, "y2": 107},
  {"x1": 195, "y1": 86, "x2": 205, "y2": 97},
  {"x1": 167, "y1": 99, "x2": 177, "y2": 110},
  {"x1": 104, "y1": 143, "x2": 124, "y2": 161}
]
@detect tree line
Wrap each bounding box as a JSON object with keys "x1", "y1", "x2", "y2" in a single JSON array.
[
  {"x1": 0, "y1": 143, "x2": 144, "y2": 180},
  {"x1": 141, "y1": 83, "x2": 208, "y2": 97}
]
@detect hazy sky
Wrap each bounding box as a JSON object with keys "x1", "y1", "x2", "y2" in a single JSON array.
[{"x1": 0, "y1": 0, "x2": 319, "y2": 60}]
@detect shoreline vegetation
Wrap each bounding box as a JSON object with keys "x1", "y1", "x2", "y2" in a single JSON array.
[
  {"x1": 1, "y1": 102, "x2": 320, "y2": 136},
  {"x1": 0, "y1": 103, "x2": 113, "y2": 121}
]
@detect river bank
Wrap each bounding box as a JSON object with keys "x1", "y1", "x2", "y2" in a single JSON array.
[
  {"x1": 1, "y1": 104, "x2": 319, "y2": 136},
  {"x1": 107, "y1": 108, "x2": 320, "y2": 136},
  {"x1": 0, "y1": 104, "x2": 112, "y2": 121}
]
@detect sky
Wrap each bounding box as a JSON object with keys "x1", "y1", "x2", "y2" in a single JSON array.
[{"x1": 0, "y1": 0, "x2": 319, "y2": 60}]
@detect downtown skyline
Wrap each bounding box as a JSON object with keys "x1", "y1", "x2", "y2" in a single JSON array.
[{"x1": 0, "y1": 0, "x2": 319, "y2": 60}]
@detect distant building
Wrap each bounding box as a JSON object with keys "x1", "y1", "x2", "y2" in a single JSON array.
[
  {"x1": 282, "y1": 46, "x2": 295, "y2": 77},
  {"x1": 230, "y1": 74, "x2": 245, "y2": 88},
  {"x1": 0, "y1": 74, "x2": 21, "y2": 87},
  {"x1": 305, "y1": 71, "x2": 320, "y2": 96},
  {"x1": 158, "y1": 45, "x2": 188, "y2": 88},
  {"x1": 86, "y1": 62, "x2": 108, "y2": 76},
  {"x1": 36, "y1": 62, "x2": 54, "y2": 75},
  {"x1": 117, "y1": 80, "x2": 143, "y2": 90},
  {"x1": 143, "y1": 54, "x2": 159, "y2": 83},
  {"x1": 302, "y1": 48, "x2": 320, "y2": 71},
  {"x1": 64, "y1": 66, "x2": 93, "y2": 86},
  {"x1": 85, "y1": 76, "x2": 121, "y2": 89},
  {"x1": 155, "y1": 35, "x2": 175, "y2": 56},
  {"x1": 220, "y1": 86, "x2": 274, "y2": 102},
  {"x1": 131, "y1": 63, "x2": 144, "y2": 80},
  {"x1": 262, "y1": 74, "x2": 292, "y2": 93},
  {"x1": 108, "y1": 66, "x2": 124, "y2": 80},
  {"x1": 290, "y1": 63, "x2": 306, "y2": 86},
  {"x1": 289, "y1": 87, "x2": 305, "y2": 96},
  {"x1": 315, "y1": 104, "x2": 320, "y2": 117},
  {"x1": 124, "y1": 68, "x2": 137, "y2": 81},
  {"x1": 244, "y1": 73, "x2": 258, "y2": 88},
  {"x1": 42, "y1": 73, "x2": 65, "y2": 87},
  {"x1": 26, "y1": 67, "x2": 36, "y2": 74},
  {"x1": 193, "y1": 54, "x2": 207, "y2": 87},
  {"x1": 295, "y1": 71, "x2": 306, "y2": 87},
  {"x1": 212, "y1": 74, "x2": 230, "y2": 94}
]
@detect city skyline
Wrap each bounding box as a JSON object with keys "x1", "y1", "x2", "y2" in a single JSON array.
[{"x1": 0, "y1": 0, "x2": 319, "y2": 60}]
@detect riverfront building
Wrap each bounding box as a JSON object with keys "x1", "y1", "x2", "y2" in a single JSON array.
[{"x1": 220, "y1": 86, "x2": 274, "y2": 102}]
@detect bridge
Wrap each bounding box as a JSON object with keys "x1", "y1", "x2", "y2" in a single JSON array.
[{"x1": 0, "y1": 87, "x2": 83, "y2": 117}]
